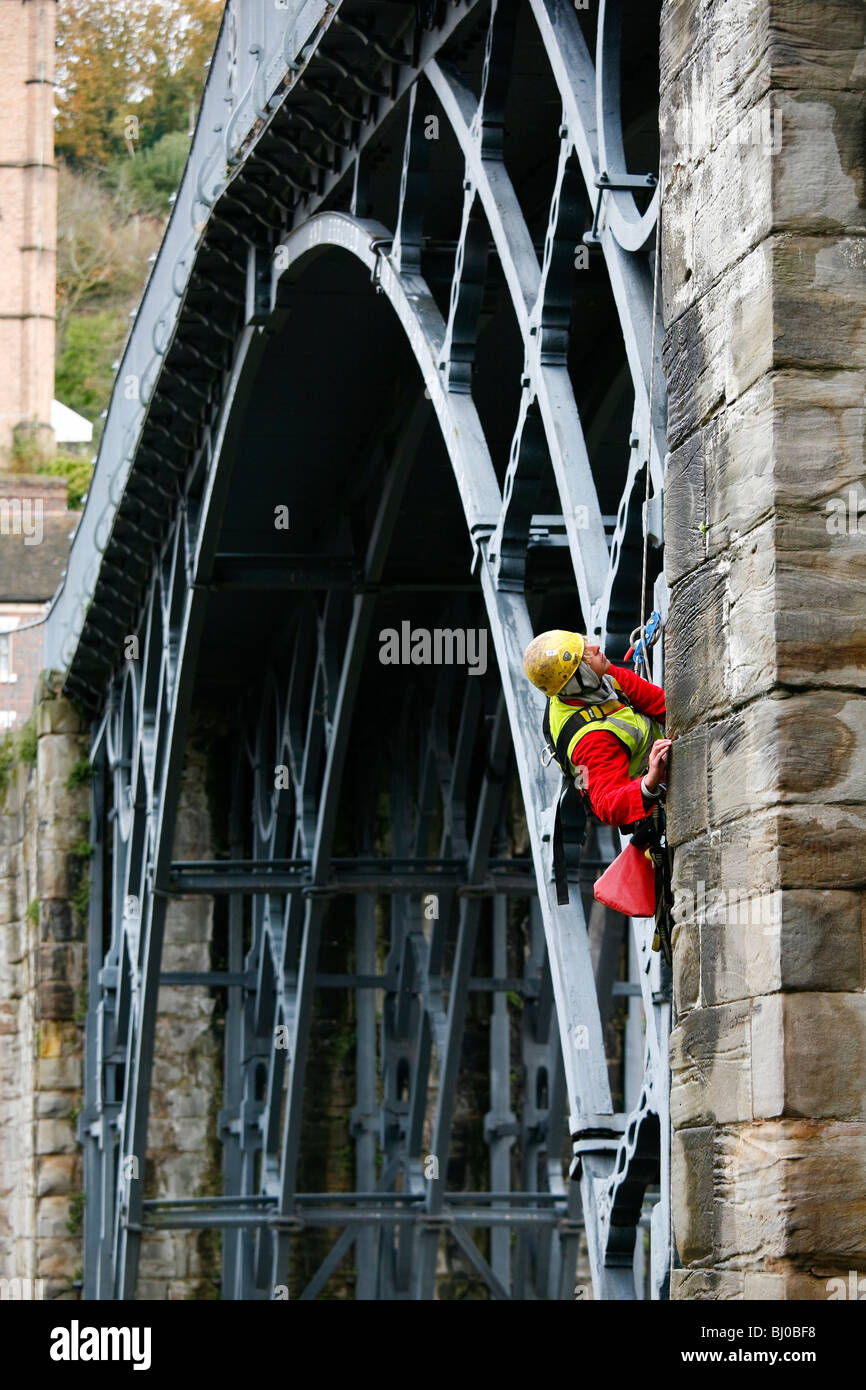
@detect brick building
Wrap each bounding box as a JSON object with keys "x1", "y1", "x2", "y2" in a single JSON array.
[{"x1": 0, "y1": 475, "x2": 77, "y2": 728}]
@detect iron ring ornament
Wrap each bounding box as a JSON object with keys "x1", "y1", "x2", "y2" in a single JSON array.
[
  {"x1": 57, "y1": 0, "x2": 669, "y2": 1301},
  {"x1": 595, "y1": 0, "x2": 661, "y2": 253}
]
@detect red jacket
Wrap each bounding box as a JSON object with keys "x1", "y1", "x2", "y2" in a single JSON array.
[{"x1": 564, "y1": 664, "x2": 666, "y2": 827}]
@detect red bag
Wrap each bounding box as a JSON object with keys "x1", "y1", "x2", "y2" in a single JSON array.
[{"x1": 593, "y1": 841, "x2": 657, "y2": 918}]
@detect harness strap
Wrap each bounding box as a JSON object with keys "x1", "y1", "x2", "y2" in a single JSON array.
[{"x1": 554, "y1": 710, "x2": 591, "y2": 776}]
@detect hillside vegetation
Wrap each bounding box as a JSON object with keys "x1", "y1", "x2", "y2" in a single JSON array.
[{"x1": 29, "y1": 0, "x2": 223, "y2": 505}]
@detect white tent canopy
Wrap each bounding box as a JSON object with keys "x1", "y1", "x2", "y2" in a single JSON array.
[{"x1": 51, "y1": 398, "x2": 93, "y2": 444}]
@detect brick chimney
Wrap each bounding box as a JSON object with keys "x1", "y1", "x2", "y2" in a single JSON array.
[{"x1": 0, "y1": 0, "x2": 57, "y2": 458}]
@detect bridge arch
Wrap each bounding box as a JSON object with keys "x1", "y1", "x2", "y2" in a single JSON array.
[{"x1": 59, "y1": 0, "x2": 669, "y2": 1300}]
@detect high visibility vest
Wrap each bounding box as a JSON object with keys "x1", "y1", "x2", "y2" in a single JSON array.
[{"x1": 547, "y1": 680, "x2": 663, "y2": 779}]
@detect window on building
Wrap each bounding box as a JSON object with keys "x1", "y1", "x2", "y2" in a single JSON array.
[{"x1": 0, "y1": 634, "x2": 10, "y2": 682}]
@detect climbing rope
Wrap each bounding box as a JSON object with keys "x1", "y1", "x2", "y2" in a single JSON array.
[{"x1": 637, "y1": 171, "x2": 663, "y2": 680}]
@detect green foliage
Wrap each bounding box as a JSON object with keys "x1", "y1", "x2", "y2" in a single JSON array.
[
  {"x1": 38, "y1": 453, "x2": 94, "y2": 511},
  {"x1": 70, "y1": 836, "x2": 93, "y2": 924},
  {"x1": 71, "y1": 873, "x2": 91, "y2": 922},
  {"x1": 8, "y1": 424, "x2": 47, "y2": 472},
  {"x1": 26, "y1": 900, "x2": 39, "y2": 927},
  {"x1": 330, "y1": 1029, "x2": 357, "y2": 1061},
  {"x1": 73, "y1": 984, "x2": 88, "y2": 1025},
  {"x1": 68, "y1": 1103, "x2": 81, "y2": 1134},
  {"x1": 55, "y1": 0, "x2": 222, "y2": 169},
  {"x1": 55, "y1": 310, "x2": 128, "y2": 421},
  {"x1": 0, "y1": 735, "x2": 15, "y2": 808},
  {"x1": 17, "y1": 717, "x2": 38, "y2": 766},
  {"x1": 108, "y1": 131, "x2": 191, "y2": 216},
  {"x1": 67, "y1": 1191, "x2": 86, "y2": 1238},
  {"x1": 66, "y1": 757, "x2": 94, "y2": 789}
]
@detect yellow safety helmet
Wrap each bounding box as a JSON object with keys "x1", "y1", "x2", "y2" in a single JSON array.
[{"x1": 523, "y1": 630, "x2": 586, "y2": 697}]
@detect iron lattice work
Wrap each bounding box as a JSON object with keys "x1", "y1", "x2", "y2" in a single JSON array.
[{"x1": 51, "y1": 0, "x2": 670, "y2": 1299}]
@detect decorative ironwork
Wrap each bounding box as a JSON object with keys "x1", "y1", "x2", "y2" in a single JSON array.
[{"x1": 59, "y1": 0, "x2": 669, "y2": 1300}]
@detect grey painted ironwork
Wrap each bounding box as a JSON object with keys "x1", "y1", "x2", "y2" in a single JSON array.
[{"x1": 65, "y1": 0, "x2": 669, "y2": 1299}]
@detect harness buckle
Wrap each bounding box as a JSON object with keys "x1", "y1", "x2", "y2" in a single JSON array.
[{"x1": 541, "y1": 745, "x2": 556, "y2": 768}]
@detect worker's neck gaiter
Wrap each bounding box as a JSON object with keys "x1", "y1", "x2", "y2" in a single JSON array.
[{"x1": 561, "y1": 661, "x2": 618, "y2": 705}]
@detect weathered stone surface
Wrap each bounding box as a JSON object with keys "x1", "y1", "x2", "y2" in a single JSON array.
[
  {"x1": 754, "y1": 993, "x2": 866, "y2": 1121},
  {"x1": 707, "y1": 692, "x2": 866, "y2": 824},
  {"x1": 662, "y1": 0, "x2": 866, "y2": 139},
  {"x1": 661, "y1": 0, "x2": 766, "y2": 103},
  {"x1": 36, "y1": 698, "x2": 85, "y2": 737},
  {"x1": 663, "y1": 431, "x2": 706, "y2": 587},
  {"x1": 32, "y1": 1239, "x2": 80, "y2": 1279},
  {"x1": 670, "y1": 1268, "x2": 745, "y2": 1299},
  {"x1": 36, "y1": 1156, "x2": 77, "y2": 1197},
  {"x1": 665, "y1": 725, "x2": 709, "y2": 846},
  {"x1": 36, "y1": 1089, "x2": 75, "y2": 1120},
  {"x1": 708, "y1": 804, "x2": 866, "y2": 893},
  {"x1": 672, "y1": 1121, "x2": 866, "y2": 1267},
  {"x1": 0, "y1": 877, "x2": 20, "y2": 925},
  {"x1": 37, "y1": 1057, "x2": 82, "y2": 1091},
  {"x1": 40, "y1": 902, "x2": 78, "y2": 942},
  {"x1": 672, "y1": 918, "x2": 700, "y2": 1016},
  {"x1": 35, "y1": 1118, "x2": 77, "y2": 1156},
  {"x1": 777, "y1": 889, "x2": 865, "y2": 990},
  {"x1": 670, "y1": 1001, "x2": 753, "y2": 1127},
  {"x1": 672, "y1": 1267, "x2": 860, "y2": 1299},
  {"x1": 663, "y1": 99, "x2": 775, "y2": 320},
  {"x1": 774, "y1": 510, "x2": 866, "y2": 686},
  {"x1": 664, "y1": 565, "x2": 727, "y2": 735},
  {"x1": 36, "y1": 849, "x2": 69, "y2": 900},
  {"x1": 665, "y1": 233, "x2": 866, "y2": 452},
  {"x1": 36, "y1": 1196, "x2": 73, "y2": 1239},
  {"x1": 664, "y1": 240, "x2": 773, "y2": 452},
  {"x1": 37, "y1": 982, "x2": 75, "y2": 1021},
  {"x1": 665, "y1": 90, "x2": 866, "y2": 321},
  {"x1": 666, "y1": 369, "x2": 866, "y2": 587},
  {"x1": 671, "y1": 1124, "x2": 715, "y2": 1265},
  {"x1": 693, "y1": 888, "x2": 864, "y2": 1004}
]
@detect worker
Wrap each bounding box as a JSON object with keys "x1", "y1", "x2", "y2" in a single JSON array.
[{"x1": 523, "y1": 629, "x2": 671, "y2": 829}]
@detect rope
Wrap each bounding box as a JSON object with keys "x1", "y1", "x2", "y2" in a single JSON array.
[{"x1": 637, "y1": 172, "x2": 663, "y2": 681}]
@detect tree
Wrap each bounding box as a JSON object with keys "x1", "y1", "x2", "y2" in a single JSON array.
[
  {"x1": 107, "y1": 130, "x2": 192, "y2": 216},
  {"x1": 55, "y1": 0, "x2": 223, "y2": 167},
  {"x1": 55, "y1": 163, "x2": 162, "y2": 337}
]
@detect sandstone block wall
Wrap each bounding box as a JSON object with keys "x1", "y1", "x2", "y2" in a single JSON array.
[
  {"x1": 661, "y1": 0, "x2": 866, "y2": 1298},
  {"x1": 0, "y1": 683, "x2": 88, "y2": 1298},
  {"x1": 0, "y1": 683, "x2": 221, "y2": 1299}
]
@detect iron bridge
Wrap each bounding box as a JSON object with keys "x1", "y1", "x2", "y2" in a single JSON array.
[{"x1": 44, "y1": 0, "x2": 670, "y2": 1300}]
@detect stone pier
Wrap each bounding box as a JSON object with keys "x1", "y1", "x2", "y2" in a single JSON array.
[
  {"x1": 662, "y1": 0, "x2": 866, "y2": 1297},
  {"x1": 0, "y1": 683, "x2": 221, "y2": 1298}
]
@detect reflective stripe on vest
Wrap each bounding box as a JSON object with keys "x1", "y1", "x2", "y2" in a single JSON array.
[{"x1": 548, "y1": 692, "x2": 662, "y2": 779}]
